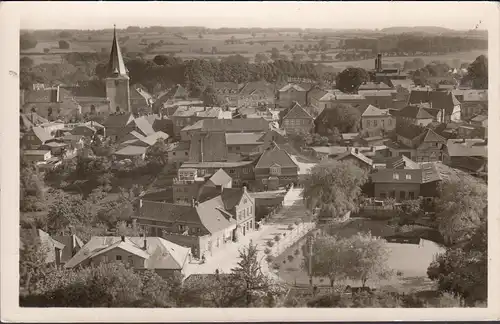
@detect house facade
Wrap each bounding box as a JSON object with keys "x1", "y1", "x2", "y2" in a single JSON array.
[
  {"x1": 281, "y1": 103, "x2": 315, "y2": 135},
  {"x1": 277, "y1": 84, "x2": 307, "y2": 108},
  {"x1": 388, "y1": 127, "x2": 446, "y2": 162},
  {"x1": 361, "y1": 105, "x2": 396, "y2": 133},
  {"x1": 254, "y1": 146, "x2": 299, "y2": 190}
]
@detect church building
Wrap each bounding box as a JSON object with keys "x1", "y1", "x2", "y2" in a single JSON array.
[{"x1": 105, "y1": 26, "x2": 131, "y2": 114}]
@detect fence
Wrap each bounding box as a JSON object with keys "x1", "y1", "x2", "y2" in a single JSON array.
[{"x1": 269, "y1": 222, "x2": 316, "y2": 257}]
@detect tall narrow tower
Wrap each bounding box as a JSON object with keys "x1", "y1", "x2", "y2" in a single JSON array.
[{"x1": 105, "y1": 25, "x2": 130, "y2": 113}]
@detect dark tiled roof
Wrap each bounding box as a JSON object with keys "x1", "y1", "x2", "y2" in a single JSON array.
[
  {"x1": 103, "y1": 113, "x2": 134, "y2": 128},
  {"x1": 52, "y1": 235, "x2": 85, "y2": 264},
  {"x1": 255, "y1": 146, "x2": 298, "y2": 169},
  {"x1": 408, "y1": 90, "x2": 460, "y2": 114},
  {"x1": 397, "y1": 105, "x2": 434, "y2": 119},
  {"x1": 138, "y1": 198, "x2": 236, "y2": 235},
  {"x1": 358, "y1": 82, "x2": 391, "y2": 90},
  {"x1": 334, "y1": 148, "x2": 373, "y2": 166},
  {"x1": 283, "y1": 103, "x2": 313, "y2": 120},
  {"x1": 225, "y1": 132, "x2": 265, "y2": 145},
  {"x1": 396, "y1": 124, "x2": 426, "y2": 140},
  {"x1": 189, "y1": 132, "x2": 228, "y2": 162},
  {"x1": 220, "y1": 187, "x2": 245, "y2": 211}
]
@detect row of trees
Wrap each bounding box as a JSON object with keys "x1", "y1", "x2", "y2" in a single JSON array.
[{"x1": 340, "y1": 35, "x2": 488, "y2": 55}]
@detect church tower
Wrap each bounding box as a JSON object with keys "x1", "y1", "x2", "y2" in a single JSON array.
[{"x1": 105, "y1": 25, "x2": 130, "y2": 113}]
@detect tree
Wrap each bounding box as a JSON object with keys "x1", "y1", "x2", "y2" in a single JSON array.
[
  {"x1": 344, "y1": 232, "x2": 393, "y2": 287},
  {"x1": 254, "y1": 53, "x2": 269, "y2": 64},
  {"x1": 19, "y1": 235, "x2": 51, "y2": 294},
  {"x1": 335, "y1": 67, "x2": 369, "y2": 93},
  {"x1": 230, "y1": 243, "x2": 285, "y2": 307},
  {"x1": 315, "y1": 103, "x2": 361, "y2": 134},
  {"x1": 435, "y1": 177, "x2": 487, "y2": 244},
  {"x1": 270, "y1": 47, "x2": 280, "y2": 60},
  {"x1": 303, "y1": 235, "x2": 351, "y2": 287},
  {"x1": 467, "y1": 55, "x2": 488, "y2": 89},
  {"x1": 58, "y1": 40, "x2": 70, "y2": 50},
  {"x1": 427, "y1": 220, "x2": 487, "y2": 305},
  {"x1": 211, "y1": 46, "x2": 218, "y2": 55},
  {"x1": 58, "y1": 31, "x2": 72, "y2": 38},
  {"x1": 46, "y1": 190, "x2": 95, "y2": 235},
  {"x1": 20, "y1": 56, "x2": 34, "y2": 69},
  {"x1": 308, "y1": 53, "x2": 317, "y2": 61},
  {"x1": 302, "y1": 160, "x2": 369, "y2": 219},
  {"x1": 20, "y1": 33, "x2": 38, "y2": 50},
  {"x1": 21, "y1": 262, "x2": 177, "y2": 307},
  {"x1": 145, "y1": 139, "x2": 169, "y2": 170},
  {"x1": 201, "y1": 86, "x2": 221, "y2": 107},
  {"x1": 412, "y1": 58, "x2": 425, "y2": 69}
]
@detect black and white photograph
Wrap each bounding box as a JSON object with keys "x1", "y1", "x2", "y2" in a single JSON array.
[{"x1": 1, "y1": 1, "x2": 499, "y2": 322}]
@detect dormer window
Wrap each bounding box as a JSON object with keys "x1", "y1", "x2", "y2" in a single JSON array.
[
  {"x1": 393, "y1": 173, "x2": 399, "y2": 180},
  {"x1": 270, "y1": 164, "x2": 281, "y2": 176}
]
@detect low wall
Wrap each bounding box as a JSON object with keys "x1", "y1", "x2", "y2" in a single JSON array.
[{"x1": 269, "y1": 222, "x2": 316, "y2": 257}]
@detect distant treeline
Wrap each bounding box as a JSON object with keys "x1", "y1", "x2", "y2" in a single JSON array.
[{"x1": 339, "y1": 35, "x2": 487, "y2": 54}]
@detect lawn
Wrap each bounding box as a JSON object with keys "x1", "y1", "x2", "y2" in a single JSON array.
[{"x1": 272, "y1": 217, "x2": 445, "y2": 292}]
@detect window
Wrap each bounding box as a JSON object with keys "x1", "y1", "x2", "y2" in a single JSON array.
[
  {"x1": 127, "y1": 256, "x2": 134, "y2": 266},
  {"x1": 116, "y1": 255, "x2": 122, "y2": 261},
  {"x1": 185, "y1": 152, "x2": 188, "y2": 156},
  {"x1": 400, "y1": 191, "x2": 406, "y2": 200},
  {"x1": 380, "y1": 192, "x2": 387, "y2": 199},
  {"x1": 228, "y1": 169, "x2": 236, "y2": 174},
  {"x1": 173, "y1": 152, "x2": 176, "y2": 156},
  {"x1": 390, "y1": 190, "x2": 396, "y2": 198},
  {"x1": 243, "y1": 168, "x2": 249, "y2": 174},
  {"x1": 235, "y1": 146, "x2": 240, "y2": 151},
  {"x1": 405, "y1": 174, "x2": 412, "y2": 180},
  {"x1": 367, "y1": 120, "x2": 371, "y2": 127},
  {"x1": 409, "y1": 191, "x2": 415, "y2": 199},
  {"x1": 373, "y1": 120, "x2": 378, "y2": 127},
  {"x1": 388, "y1": 119, "x2": 392, "y2": 125},
  {"x1": 270, "y1": 165, "x2": 281, "y2": 176},
  {"x1": 179, "y1": 224, "x2": 186, "y2": 232},
  {"x1": 393, "y1": 173, "x2": 399, "y2": 180}
]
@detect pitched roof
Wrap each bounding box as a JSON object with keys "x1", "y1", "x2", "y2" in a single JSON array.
[
  {"x1": 471, "y1": 115, "x2": 488, "y2": 123},
  {"x1": 184, "y1": 118, "x2": 269, "y2": 133},
  {"x1": 64, "y1": 236, "x2": 190, "y2": 270},
  {"x1": 395, "y1": 124, "x2": 426, "y2": 140},
  {"x1": 225, "y1": 132, "x2": 265, "y2": 146},
  {"x1": 397, "y1": 105, "x2": 435, "y2": 119},
  {"x1": 446, "y1": 139, "x2": 487, "y2": 157},
  {"x1": 31, "y1": 126, "x2": 54, "y2": 143},
  {"x1": 189, "y1": 132, "x2": 228, "y2": 162},
  {"x1": 138, "y1": 198, "x2": 236, "y2": 235},
  {"x1": 279, "y1": 83, "x2": 306, "y2": 92},
  {"x1": 255, "y1": 145, "x2": 298, "y2": 169},
  {"x1": 132, "y1": 116, "x2": 155, "y2": 136},
  {"x1": 103, "y1": 113, "x2": 134, "y2": 128},
  {"x1": 106, "y1": 27, "x2": 128, "y2": 77},
  {"x1": 408, "y1": 90, "x2": 461, "y2": 114},
  {"x1": 220, "y1": 187, "x2": 246, "y2": 211},
  {"x1": 358, "y1": 82, "x2": 391, "y2": 90},
  {"x1": 52, "y1": 235, "x2": 85, "y2": 264},
  {"x1": 20, "y1": 112, "x2": 49, "y2": 130},
  {"x1": 20, "y1": 229, "x2": 66, "y2": 264},
  {"x1": 370, "y1": 168, "x2": 423, "y2": 184},
  {"x1": 239, "y1": 80, "x2": 275, "y2": 96},
  {"x1": 207, "y1": 169, "x2": 232, "y2": 187},
  {"x1": 390, "y1": 79, "x2": 415, "y2": 89},
  {"x1": 283, "y1": 103, "x2": 313, "y2": 120},
  {"x1": 421, "y1": 128, "x2": 446, "y2": 143},
  {"x1": 114, "y1": 145, "x2": 147, "y2": 156},
  {"x1": 180, "y1": 161, "x2": 255, "y2": 169},
  {"x1": 172, "y1": 106, "x2": 222, "y2": 118},
  {"x1": 333, "y1": 147, "x2": 373, "y2": 166},
  {"x1": 362, "y1": 104, "x2": 391, "y2": 117}
]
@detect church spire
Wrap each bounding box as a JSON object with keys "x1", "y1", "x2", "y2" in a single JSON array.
[{"x1": 107, "y1": 24, "x2": 128, "y2": 77}]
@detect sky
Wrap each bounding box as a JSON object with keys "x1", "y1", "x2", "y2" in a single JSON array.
[{"x1": 15, "y1": 1, "x2": 493, "y2": 31}]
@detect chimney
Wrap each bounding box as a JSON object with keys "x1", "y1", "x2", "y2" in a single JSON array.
[
  {"x1": 377, "y1": 54, "x2": 382, "y2": 72},
  {"x1": 121, "y1": 235, "x2": 125, "y2": 242},
  {"x1": 191, "y1": 198, "x2": 196, "y2": 207},
  {"x1": 243, "y1": 185, "x2": 247, "y2": 193},
  {"x1": 56, "y1": 85, "x2": 60, "y2": 102},
  {"x1": 143, "y1": 234, "x2": 147, "y2": 250},
  {"x1": 355, "y1": 148, "x2": 359, "y2": 154},
  {"x1": 200, "y1": 137, "x2": 204, "y2": 162},
  {"x1": 374, "y1": 58, "x2": 378, "y2": 71}
]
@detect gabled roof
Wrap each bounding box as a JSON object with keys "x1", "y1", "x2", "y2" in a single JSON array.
[
  {"x1": 20, "y1": 229, "x2": 66, "y2": 264},
  {"x1": 408, "y1": 90, "x2": 461, "y2": 114},
  {"x1": 207, "y1": 169, "x2": 232, "y2": 187},
  {"x1": 52, "y1": 234, "x2": 85, "y2": 264},
  {"x1": 397, "y1": 105, "x2": 435, "y2": 119},
  {"x1": 279, "y1": 83, "x2": 306, "y2": 92},
  {"x1": 31, "y1": 126, "x2": 53, "y2": 143},
  {"x1": 138, "y1": 198, "x2": 236, "y2": 235},
  {"x1": 132, "y1": 116, "x2": 155, "y2": 136},
  {"x1": 282, "y1": 103, "x2": 313, "y2": 120},
  {"x1": 64, "y1": 236, "x2": 191, "y2": 270},
  {"x1": 106, "y1": 26, "x2": 128, "y2": 77},
  {"x1": 390, "y1": 79, "x2": 415, "y2": 89},
  {"x1": 103, "y1": 113, "x2": 134, "y2": 128},
  {"x1": 255, "y1": 145, "x2": 298, "y2": 169},
  {"x1": 220, "y1": 187, "x2": 246, "y2": 211},
  {"x1": 184, "y1": 118, "x2": 269, "y2": 133},
  {"x1": 471, "y1": 115, "x2": 488, "y2": 123},
  {"x1": 225, "y1": 132, "x2": 265, "y2": 146},
  {"x1": 421, "y1": 128, "x2": 446, "y2": 144},
  {"x1": 333, "y1": 148, "x2": 373, "y2": 166},
  {"x1": 172, "y1": 106, "x2": 222, "y2": 118},
  {"x1": 20, "y1": 112, "x2": 49, "y2": 130},
  {"x1": 189, "y1": 132, "x2": 228, "y2": 162},
  {"x1": 361, "y1": 104, "x2": 391, "y2": 117},
  {"x1": 114, "y1": 145, "x2": 147, "y2": 156}
]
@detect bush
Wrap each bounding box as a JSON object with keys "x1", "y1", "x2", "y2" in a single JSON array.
[
  {"x1": 273, "y1": 263, "x2": 280, "y2": 270},
  {"x1": 265, "y1": 255, "x2": 273, "y2": 263},
  {"x1": 59, "y1": 40, "x2": 70, "y2": 50},
  {"x1": 274, "y1": 234, "x2": 281, "y2": 242},
  {"x1": 266, "y1": 240, "x2": 274, "y2": 247},
  {"x1": 287, "y1": 224, "x2": 294, "y2": 230},
  {"x1": 287, "y1": 255, "x2": 294, "y2": 262},
  {"x1": 294, "y1": 221, "x2": 299, "y2": 226},
  {"x1": 294, "y1": 249, "x2": 300, "y2": 256},
  {"x1": 264, "y1": 247, "x2": 271, "y2": 254}
]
